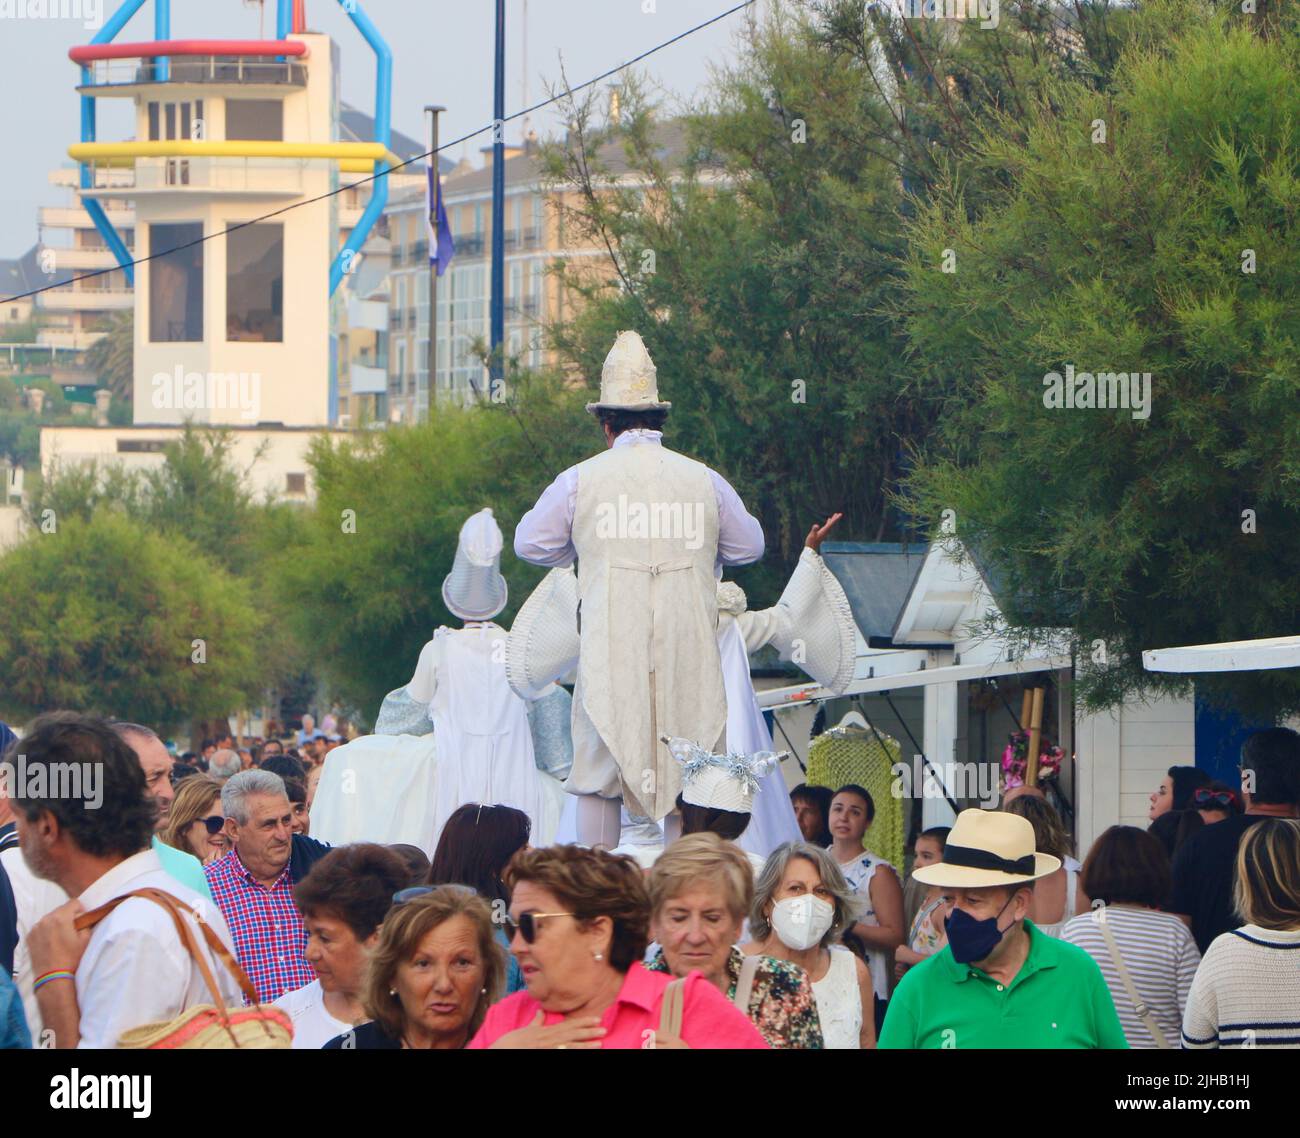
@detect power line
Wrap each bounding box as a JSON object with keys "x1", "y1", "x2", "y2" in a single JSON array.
[{"x1": 2, "y1": 1, "x2": 756, "y2": 306}]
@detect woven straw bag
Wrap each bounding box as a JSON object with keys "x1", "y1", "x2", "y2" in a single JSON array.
[{"x1": 74, "y1": 886, "x2": 292, "y2": 1049}]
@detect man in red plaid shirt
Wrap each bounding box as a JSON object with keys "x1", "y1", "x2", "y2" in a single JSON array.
[{"x1": 205, "y1": 770, "x2": 329, "y2": 1003}]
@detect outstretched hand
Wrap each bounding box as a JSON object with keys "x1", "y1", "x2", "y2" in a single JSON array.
[{"x1": 804, "y1": 513, "x2": 843, "y2": 553}]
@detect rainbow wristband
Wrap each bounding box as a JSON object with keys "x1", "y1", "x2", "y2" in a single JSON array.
[{"x1": 33, "y1": 970, "x2": 75, "y2": 992}]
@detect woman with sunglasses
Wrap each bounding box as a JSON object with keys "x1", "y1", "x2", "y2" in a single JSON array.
[
  {"x1": 159, "y1": 776, "x2": 229, "y2": 865},
  {"x1": 468, "y1": 845, "x2": 768, "y2": 1049}
]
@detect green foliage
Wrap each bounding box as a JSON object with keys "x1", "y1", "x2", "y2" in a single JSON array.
[
  {"x1": 0, "y1": 511, "x2": 265, "y2": 732},
  {"x1": 899, "y1": 7, "x2": 1300, "y2": 713},
  {"x1": 271, "y1": 375, "x2": 592, "y2": 720},
  {"x1": 83, "y1": 312, "x2": 133, "y2": 403}
]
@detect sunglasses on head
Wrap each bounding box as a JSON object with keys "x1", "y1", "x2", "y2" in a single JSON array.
[
  {"x1": 391, "y1": 884, "x2": 479, "y2": 907},
  {"x1": 200, "y1": 815, "x2": 225, "y2": 835},
  {"x1": 1194, "y1": 788, "x2": 1236, "y2": 809},
  {"x1": 503, "y1": 911, "x2": 573, "y2": 944}
]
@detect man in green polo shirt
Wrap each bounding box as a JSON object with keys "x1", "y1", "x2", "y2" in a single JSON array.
[{"x1": 879, "y1": 808, "x2": 1126, "y2": 1049}]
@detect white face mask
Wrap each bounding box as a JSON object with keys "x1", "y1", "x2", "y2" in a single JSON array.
[{"x1": 770, "y1": 894, "x2": 835, "y2": 951}]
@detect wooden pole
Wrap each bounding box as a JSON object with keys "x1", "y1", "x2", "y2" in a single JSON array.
[
  {"x1": 1020, "y1": 687, "x2": 1033, "y2": 732},
  {"x1": 1026, "y1": 687, "x2": 1046, "y2": 786}
]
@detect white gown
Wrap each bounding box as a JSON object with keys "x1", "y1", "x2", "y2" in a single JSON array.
[
  {"x1": 310, "y1": 625, "x2": 566, "y2": 856},
  {"x1": 716, "y1": 614, "x2": 802, "y2": 861}
]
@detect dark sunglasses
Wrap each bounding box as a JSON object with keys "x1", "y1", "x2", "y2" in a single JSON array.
[
  {"x1": 1194, "y1": 788, "x2": 1237, "y2": 809},
  {"x1": 502, "y1": 911, "x2": 573, "y2": 945},
  {"x1": 199, "y1": 815, "x2": 225, "y2": 835}
]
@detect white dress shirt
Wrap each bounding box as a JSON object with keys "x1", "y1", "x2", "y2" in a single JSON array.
[
  {"x1": 514, "y1": 430, "x2": 765, "y2": 574},
  {"x1": 74, "y1": 848, "x2": 244, "y2": 1048},
  {"x1": 1, "y1": 844, "x2": 68, "y2": 1039}
]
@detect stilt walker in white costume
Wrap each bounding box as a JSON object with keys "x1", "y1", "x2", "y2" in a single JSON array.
[
  {"x1": 513, "y1": 330, "x2": 765, "y2": 847},
  {"x1": 509, "y1": 514, "x2": 859, "y2": 860},
  {"x1": 310, "y1": 509, "x2": 568, "y2": 856}
]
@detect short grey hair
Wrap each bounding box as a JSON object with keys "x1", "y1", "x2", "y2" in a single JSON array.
[
  {"x1": 222, "y1": 770, "x2": 287, "y2": 825},
  {"x1": 110, "y1": 722, "x2": 160, "y2": 743},
  {"x1": 208, "y1": 749, "x2": 243, "y2": 780},
  {"x1": 750, "y1": 841, "x2": 863, "y2": 947}
]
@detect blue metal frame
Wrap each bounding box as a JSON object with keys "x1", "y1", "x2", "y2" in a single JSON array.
[
  {"x1": 76, "y1": 0, "x2": 154, "y2": 286},
  {"x1": 155, "y1": 0, "x2": 170, "y2": 82},
  {"x1": 328, "y1": 0, "x2": 392, "y2": 297},
  {"x1": 80, "y1": 1, "x2": 392, "y2": 302}
]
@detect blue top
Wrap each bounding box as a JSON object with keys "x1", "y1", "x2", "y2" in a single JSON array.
[
  {"x1": 494, "y1": 926, "x2": 526, "y2": 995},
  {"x1": 152, "y1": 834, "x2": 214, "y2": 901},
  {"x1": 1, "y1": 968, "x2": 31, "y2": 1050}
]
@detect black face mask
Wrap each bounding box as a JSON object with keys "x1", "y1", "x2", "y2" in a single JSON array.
[{"x1": 946, "y1": 891, "x2": 1017, "y2": 964}]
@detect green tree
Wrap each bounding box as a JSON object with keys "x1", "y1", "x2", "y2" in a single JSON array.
[
  {"x1": 0, "y1": 511, "x2": 266, "y2": 731},
  {"x1": 899, "y1": 7, "x2": 1300, "y2": 713},
  {"x1": 539, "y1": 1, "x2": 1137, "y2": 598},
  {"x1": 272, "y1": 376, "x2": 590, "y2": 719},
  {"x1": 83, "y1": 312, "x2": 133, "y2": 403}
]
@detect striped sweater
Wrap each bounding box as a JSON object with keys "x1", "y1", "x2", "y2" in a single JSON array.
[
  {"x1": 1060, "y1": 907, "x2": 1199, "y2": 1048},
  {"x1": 1181, "y1": 925, "x2": 1300, "y2": 1048}
]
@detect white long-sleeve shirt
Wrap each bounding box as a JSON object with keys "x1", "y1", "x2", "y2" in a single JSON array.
[{"x1": 514, "y1": 431, "x2": 764, "y2": 574}]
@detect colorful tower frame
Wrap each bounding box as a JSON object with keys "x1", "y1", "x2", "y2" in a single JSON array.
[{"x1": 71, "y1": 0, "x2": 394, "y2": 295}]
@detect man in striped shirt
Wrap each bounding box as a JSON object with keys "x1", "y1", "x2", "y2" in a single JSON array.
[{"x1": 204, "y1": 770, "x2": 325, "y2": 1003}]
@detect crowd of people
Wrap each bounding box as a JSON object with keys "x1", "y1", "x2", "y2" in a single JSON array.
[
  {"x1": 2, "y1": 331, "x2": 1299, "y2": 1052},
  {"x1": 2, "y1": 710, "x2": 1300, "y2": 1050}
]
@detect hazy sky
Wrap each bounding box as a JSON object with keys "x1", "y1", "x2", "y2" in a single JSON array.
[{"x1": 0, "y1": 0, "x2": 753, "y2": 260}]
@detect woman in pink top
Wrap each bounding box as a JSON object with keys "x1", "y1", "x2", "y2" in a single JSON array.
[{"x1": 467, "y1": 845, "x2": 767, "y2": 1049}]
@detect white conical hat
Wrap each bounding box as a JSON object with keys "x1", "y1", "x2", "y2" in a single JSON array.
[
  {"x1": 442, "y1": 508, "x2": 508, "y2": 621},
  {"x1": 585, "y1": 330, "x2": 673, "y2": 413},
  {"x1": 662, "y1": 735, "x2": 785, "y2": 814}
]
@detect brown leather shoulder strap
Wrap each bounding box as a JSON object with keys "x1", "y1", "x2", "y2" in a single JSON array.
[{"x1": 75, "y1": 887, "x2": 259, "y2": 1010}]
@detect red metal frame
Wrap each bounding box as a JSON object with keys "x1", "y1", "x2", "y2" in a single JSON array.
[{"x1": 70, "y1": 39, "x2": 310, "y2": 63}]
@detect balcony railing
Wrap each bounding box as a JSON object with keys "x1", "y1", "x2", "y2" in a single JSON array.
[
  {"x1": 411, "y1": 240, "x2": 428, "y2": 263},
  {"x1": 458, "y1": 235, "x2": 485, "y2": 257},
  {"x1": 78, "y1": 157, "x2": 310, "y2": 196},
  {"x1": 389, "y1": 310, "x2": 405, "y2": 330},
  {"x1": 391, "y1": 246, "x2": 405, "y2": 267},
  {"x1": 79, "y1": 57, "x2": 307, "y2": 89}
]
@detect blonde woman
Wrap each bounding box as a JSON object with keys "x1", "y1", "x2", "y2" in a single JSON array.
[
  {"x1": 647, "y1": 833, "x2": 823, "y2": 1048},
  {"x1": 159, "y1": 776, "x2": 229, "y2": 865},
  {"x1": 1183, "y1": 819, "x2": 1300, "y2": 1049}
]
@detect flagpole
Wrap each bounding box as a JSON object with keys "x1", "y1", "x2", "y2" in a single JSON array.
[{"x1": 425, "y1": 104, "x2": 444, "y2": 412}]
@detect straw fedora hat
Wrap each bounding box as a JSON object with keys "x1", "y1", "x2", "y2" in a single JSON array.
[
  {"x1": 585, "y1": 330, "x2": 672, "y2": 414},
  {"x1": 912, "y1": 808, "x2": 1060, "y2": 888}
]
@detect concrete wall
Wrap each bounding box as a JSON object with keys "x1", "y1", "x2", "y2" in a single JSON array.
[
  {"x1": 1075, "y1": 693, "x2": 1196, "y2": 853},
  {"x1": 40, "y1": 424, "x2": 347, "y2": 503}
]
